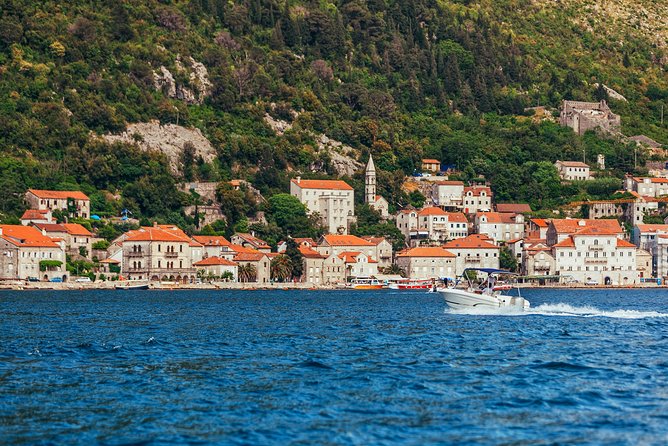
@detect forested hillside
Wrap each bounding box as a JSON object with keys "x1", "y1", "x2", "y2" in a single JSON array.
[{"x1": 1, "y1": 0, "x2": 667, "y2": 232}]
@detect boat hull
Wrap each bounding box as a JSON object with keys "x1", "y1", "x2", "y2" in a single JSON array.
[
  {"x1": 440, "y1": 288, "x2": 529, "y2": 311},
  {"x1": 349, "y1": 285, "x2": 384, "y2": 290},
  {"x1": 115, "y1": 284, "x2": 150, "y2": 290}
]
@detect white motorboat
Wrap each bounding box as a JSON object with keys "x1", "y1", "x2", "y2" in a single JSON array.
[{"x1": 440, "y1": 268, "x2": 529, "y2": 311}]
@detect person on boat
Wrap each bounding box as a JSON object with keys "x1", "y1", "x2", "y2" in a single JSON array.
[{"x1": 483, "y1": 275, "x2": 496, "y2": 295}]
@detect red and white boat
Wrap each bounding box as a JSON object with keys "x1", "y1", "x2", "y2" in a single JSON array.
[{"x1": 388, "y1": 279, "x2": 433, "y2": 290}]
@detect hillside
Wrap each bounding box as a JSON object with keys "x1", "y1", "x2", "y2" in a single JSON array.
[{"x1": 1, "y1": 0, "x2": 666, "y2": 232}]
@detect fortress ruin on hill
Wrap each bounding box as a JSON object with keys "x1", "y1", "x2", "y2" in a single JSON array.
[{"x1": 560, "y1": 100, "x2": 621, "y2": 136}]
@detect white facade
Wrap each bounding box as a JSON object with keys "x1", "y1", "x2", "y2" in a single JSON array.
[
  {"x1": 396, "y1": 208, "x2": 468, "y2": 247},
  {"x1": 396, "y1": 247, "x2": 456, "y2": 280},
  {"x1": 625, "y1": 175, "x2": 668, "y2": 198},
  {"x1": 442, "y1": 235, "x2": 500, "y2": 276},
  {"x1": 553, "y1": 233, "x2": 638, "y2": 285},
  {"x1": 462, "y1": 186, "x2": 492, "y2": 214},
  {"x1": 555, "y1": 160, "x2": 591, "y2": 181},
  {"x1": 432, "y1": 181, "x2": 464, "y2": 208},
  {"x1": 474, "y1": 212, "x2": 525, "y2": 243},
  {"x1": 25, "y1": 189, "x2": 91, "y2": 219},
  {"x1": 290, "y1": 178, "x2": 355, "y2": 234},
  {"x1": 0, "y1": 225, "x2": 66, "y2": 281}
]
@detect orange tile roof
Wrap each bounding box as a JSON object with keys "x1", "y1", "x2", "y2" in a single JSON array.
[
  {"x1": 445, "y1": 212, "x2": 468, "y2": 223},
  {"x1": 322, "y1": 234, "x2": 374, "y2": 246},
  {"x1": 477, "y1": 212, "x2": 520, "y2": 224},
  {"x1": 124, "y1": 227, "x2": 191, "y2": 243},
  {"x1": 33, "y1": 223, "x2": 67, "y2": 233},
  {"x1": 234, "y1": 252, "x2": 266, "y2": 262},
  {"x1": 0, "y1": 225, "x2": 60, "y2": 248},
  {"x1": 291, "y1": 179, "x2": 353, "y2": 190},
  {"x1": 229, "y1": 244, "x2": 260, "y2": 254},
  {"x1": 496, "y1": 203, "x2": 532, "y2": 213},
  {"x1": 530, "y1": 218, "x2": 549, "y2": 228},
  {"x1": 338, "y1": 251, "x2": 377, "y2": 263},
  {"x1": 418, "y1": 207, "x2": 448, "y2": 216},
  {"x1": 464, "y1": 186, "x2": 492, "y2": 196},
  {"x1": 422, "y1": 159, "x2": 441, "y2": 164},
  {"x1": 28, "y1": 189, "x2": 89, "y2": 200},
  {"x1": 62, "y1": 223, "x2": 92, "y2": 237},
  {"x1": 397, "y1": 247, "x2": 455, "y2": 258},
  {"x1": 616, "y1": 239, "x2": 636, "y2": 248},
  {"x1": 21, "y1": 209, "x2": 50, "y2": 220},
  {"x1": 99, "y1": 258, "x2": 120, "y2": 264},
  {"x1": 192, "y1": 235, "x2": 232, "y2": 246},
  {"x1": 194, "y1": 256, "x2": 238, "y2": 266},
  {"x1": 635, "y1": 224, "x2": 668, "y2": 233},
  {"x1": 557, "y1": 161, "x2": 589, "y2": 168},
  {"x1": 633, "y1": 177, "x2": 668, "y2": 184},
  {"x1": 442, "y1": 234, "x2": 498, "y2": 250},
  {"x1": 553, "y1": 237, "x2": 576, "y2": 248},
  {"x1": 361, "y1": 236, "x2": 389, "y2": 245},
  {"x1": 573, "y1": 227, "x2": 625, "y2": 236},
  {"x1": 234, "y1": 233, "x2": 271, "y2": 249},
  {"x1": 299, "y1": 246, "x2": 325, "y2": 259},
  {"x1": 550, "y1": 219, "x2": 623, "y2": 234}
]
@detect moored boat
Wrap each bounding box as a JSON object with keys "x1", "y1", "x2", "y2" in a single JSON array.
[
  {"x1": 115, "y1": 282, "x2": 150, "y2": 290},
  {"x1": 440, "y1": 268, "x2": 529, "y2": 311},
  {"x1": 347, "y1": 278, "x2": 384, "y2": 290},
  {"x1": 388, "y1": 279, "x2": 433, "y2": 290}
]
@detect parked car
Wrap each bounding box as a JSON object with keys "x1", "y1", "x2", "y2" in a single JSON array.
[
  {"x1": 75, "y1": 277, "x2": 92, "y2": 283},
  {"x1": 27, "y1": 277, "x2": 40, "y2": 282},
  {"x1": 584, "y1": 280, "x2": 599, "y2": 286},
  {"x1": 50, "y1": 277, "x2": 63, "y2": 283}
]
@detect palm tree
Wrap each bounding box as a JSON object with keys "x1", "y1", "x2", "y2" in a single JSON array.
[
  {"x1": 271, "y1": 255, "x2": 292, "y2": 282},
  {"x1": 381, "y1": 264, "x2": 406, "y2": 277},
  {"x1": 238, "y1": 263, "x2": 257, "y2": 283}
]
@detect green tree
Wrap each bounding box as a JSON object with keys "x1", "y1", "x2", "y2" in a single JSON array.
[
  {"x1": 499, "y1": 246, "x2": 518, "y2": 272},
  {"x1": 285, "y1": 238, "x2": 304, "y2": 279},
  {"x1": 270, "y1": 254, "x2": 292, "y2": 282},
  {"x1": 238, "y1": 263, "x2": 257, "y2": 283}
]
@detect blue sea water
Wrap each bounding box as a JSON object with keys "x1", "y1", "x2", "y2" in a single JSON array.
[{"x1": 1, "y1": 288, "x2": 668, "y2": 445}]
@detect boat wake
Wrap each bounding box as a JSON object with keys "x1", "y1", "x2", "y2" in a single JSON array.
[
  {"x1": 449, "y1": 303, "x2": 668, "y2": 319},
  {"x1": 528, "y1": 303, "x2": 668, "y2": 319}
]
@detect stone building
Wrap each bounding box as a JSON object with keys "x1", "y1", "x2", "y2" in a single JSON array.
[
  {"x1": 555, "y1": 160, "x2": 591, "y2": 181},
  {"x1": 25, "y1": 189, "x2": 91, "y2": 219},
  {"x1": 364, "y1": 155, "x2": 389, "y2": 217},
  {"x1": 0, "y1": 225, "x2": 67, "y2": 281},
  {"x1": 560, "y1": 100, "x2": 621, "y2": 136},
  {"x1": 396, "y1": 247, "x2": 456, "y2": 280}
]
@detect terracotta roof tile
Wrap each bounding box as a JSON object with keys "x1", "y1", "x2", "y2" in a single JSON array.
[
  {"x1": 299, "y1": 246, "x2": 325, "y2": 258},
  {"x1": 422, "y1": 159, "x2": 441, "y2": 164},
  {"x1": 234, "y1": 252, "x2": 266, "y2": 262},
  {"x1": 322, "y1": 234, "x2": 374, "y2": 246},
  {"x1": 496, "y1": 203, "x2": 532, "y2": 213},
  {"x1": 62, "y1": 223, "x2": 92, "y2": 236},
  {"x1": 418, "y1": 207, "x2": 448, "y2": 216},
  {"x1": 616, "y1": 239, "x2": 636, "y2": 248},
  {"x1": 397, "y1": 247, "x2": 455, "y2": 258},
  {"x1": 550, "y1": 219, "x2": 622, "y2": 234},
  {"x1": 0, "y1": 225, "x2": 60, "y2": 248},
  {"x1": 442, "y1": 234, "x2": 498, "y2": 250},
  {"x1": 28, "y1": 189, "x2": 89, "y2": 200},
  {"x1": 194, "y1": 256, "x2": 238, "y2": 266},
  {"x1": 21, "y1": 209, "x2": 50, "y2": 220},
  {"x1": 192, "y1": 235, "x2": 232, "y2": 246},
  {"x1": 291, "y1": 179, "x2": 353, "y2": 190}
]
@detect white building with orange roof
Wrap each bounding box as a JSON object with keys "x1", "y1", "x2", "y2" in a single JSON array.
[
  {"x1": 421, "y1": 159, "x2": 441, "y2": 173},
  {"x1": 361, "y1": 236, "x2": 393, "y2": 269},
  {"x1": 546, "y1": 218, "x2": 624, "y2": 246},
  {"x1": 396, "y1": 207, "x2": 468, "y2": 247},
  {"x1": 193, "y1": 256, "x2": 238, "y2": 281},
  {"x1": 338, "y1": 251, "x2": 378, "y2": 279},
  {"x1": 632, "y1": 224, "x2": 668, "y2": 278},
  {"x1": 462, "y1": 185, "x2": 492, "y2": 214},
  {"x1": 552, "y1": 227, "x2": 638, "y2": 285},
  {"x1": 396, "y1": 247, "x2": 456, "y2": 280},
  {"x1": 624, "y1": 175, "x2": 668, "y2": 198},
  {"x1": 442, "y1": 234, "x2": 500, "y2": 274},
  {"x1": 25, "y1": 189, "x2": 90, "y2": 219},
  {"x1": 32, "y1": 222, "x2": 93, "y2": 258},
  {"x1": 432, "y1": 180, "x2": 464, "y2": 209},
  {"x1": 192, "y1": 235, "x2": 235, "y2": 259},
  {"x1": 232, "y1": 250, "x2": 271, "y2": 283},
  {"x1": 555, "y1": 160, "x2": 591, "y2": 181},
  {"x1": 230, "y1": 233, "x2": 271, "y2": 253},
  {"x1": 474, "y1": 212, "x2": 524, "y2": 243},
  {"x1": 527, "y1": 218, "x2": 550, "y2": 240},
  {"x1": 290, "y1": 177, "x2": 355, "y2": 234},
  {"x1": 20, "y1": 209, "x2": 53, "y2": 225},
  {"x1": 0, "y1": 225, "x2": 66, "y2": 281},
  {"x1": 522, "y1": 243, "x2": 556, "y2": 276},
  {"x1": 121, "y1": 225, "x2": 198, "y2": 283}
]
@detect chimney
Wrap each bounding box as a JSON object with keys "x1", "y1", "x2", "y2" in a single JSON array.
[
  {"x1": 295, "y1": 176, "x2": 301, "y2": 184},
  {"x1": 153, "y1": 221, "x2": 158, "y2": 227}
]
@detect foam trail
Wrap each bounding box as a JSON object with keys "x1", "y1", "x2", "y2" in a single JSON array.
[
  {"x1": 448, "y1": 303, "x2": 668, "y2": 319},
  {"x1": 528, "y1": 303, "x2": 668, "y2": 319}
]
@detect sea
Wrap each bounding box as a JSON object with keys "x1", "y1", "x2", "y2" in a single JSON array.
[{"x1": 1, "y1": 288, "x2": 668, "y2": 445}]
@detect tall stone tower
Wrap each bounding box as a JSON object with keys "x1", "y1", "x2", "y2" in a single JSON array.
[{"x1": 365, "y1": 154, "x2": 376, "y2": 205}]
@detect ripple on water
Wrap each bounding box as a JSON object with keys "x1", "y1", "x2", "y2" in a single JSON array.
[{"x1": 1, "y1": 288, "x2": 668, "y2": 444}]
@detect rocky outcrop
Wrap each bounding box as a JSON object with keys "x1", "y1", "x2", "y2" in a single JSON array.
[
  {"x1": 263, "y1": 113, "x2": 362, "y2": 177},
  {"x1": 101, "y1": 120, "x2": 216, "y2": 175},
  {"x1": 153, "y1": 56, "x2": 212, "y2": 105}
]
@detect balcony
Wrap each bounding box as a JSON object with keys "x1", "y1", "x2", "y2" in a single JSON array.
[
  {"x1": 126, "y1": 251, "x2": 145, "y2": 257},
  {"x1": 589, "y1": 246, "x2": 604, "y2": 251},
  {"x1": 165, "y1": 251, "x2": 179, "y2": 258},
  {"x1": 465, "y1": 258, "x2": 481, "y2": 263},
  {"x1": 534, "y1": 265, "x2": 551, "y2": 271},
  {"x1": 584, "y1": 258, "x2": 607, "y2": 264}
]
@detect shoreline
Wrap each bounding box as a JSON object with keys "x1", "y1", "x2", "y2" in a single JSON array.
[{"x1": 0, "y1": 282, "x2": 666, "y2": 291}]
